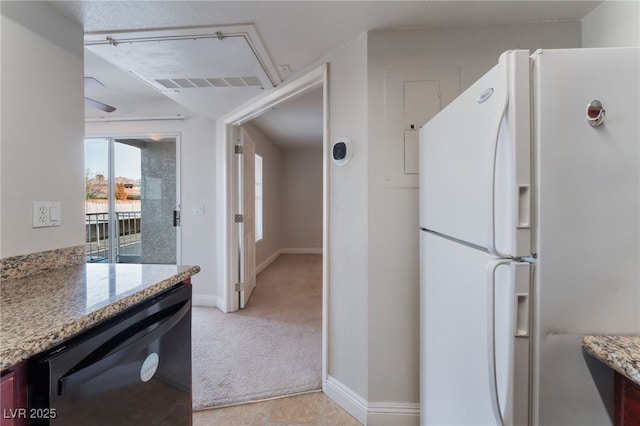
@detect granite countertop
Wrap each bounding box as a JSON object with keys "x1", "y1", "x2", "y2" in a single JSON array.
[
  {"x1": 0, "y1": 263, "x2": 200, "y2": 370},
  {"x1": 582, "y1": 335, "x2": 640, "y2": 386}
]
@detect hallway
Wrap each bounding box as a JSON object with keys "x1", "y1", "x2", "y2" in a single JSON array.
[{"x1": 192, "y1": 254, "x2": 322, "y2": 409}]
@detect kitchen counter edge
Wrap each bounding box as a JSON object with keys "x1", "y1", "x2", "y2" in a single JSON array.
[
  {"x1": 582, "y1": 335, "x2": 640, "y2": 386},
  {"x1": 0, "y1": 264, "x2": 200, "y2": 371}
]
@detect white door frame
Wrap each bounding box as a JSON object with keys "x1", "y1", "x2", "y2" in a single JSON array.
[{"x1": 215, "y1": 64, "x2": 329, "y2": 386}]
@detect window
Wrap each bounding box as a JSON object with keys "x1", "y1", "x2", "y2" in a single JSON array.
[
  {"x1": 255, "y1": 154, "x2": 263, "y2": 241},
  {"x1": 84, "y1": 136, "x2": 178, "y2": 264}
]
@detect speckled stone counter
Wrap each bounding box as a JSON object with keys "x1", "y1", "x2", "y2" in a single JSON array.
[
  {"x1": 582, "y1": 335, "x2": 640, "y2": 386},
  {"x1": 0, "y1": 263, "x2": 200, "y2": 370},
  {"x1": 0, "y1": 245, "x2": 85, "y2": 281}
]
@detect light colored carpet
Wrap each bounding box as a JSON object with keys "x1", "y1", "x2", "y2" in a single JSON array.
[{"x1": 192, "y1": 254, "x2": 322, "y2": 410}]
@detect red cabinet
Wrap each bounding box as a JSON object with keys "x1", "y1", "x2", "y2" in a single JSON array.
[
  {"x1": 615, "y1": 372, "x2": 640, "y2": 426},
  {"x1": 0, "y1": 362, "x2": 27, "y2": 426}
]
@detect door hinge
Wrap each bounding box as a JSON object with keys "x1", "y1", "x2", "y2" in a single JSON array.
[
  {"x1": 173, "y1": 210, "x2": 180, "y2": 227},
  {"x1": 235, "y1": 282, "x2": 244, "y2": 292},
  {"x1": 235, "y1": 214, "x2": 244, "y2": 223},
  {"x1": 234, "y1": 145, "x2": 243, "y2": 154}
]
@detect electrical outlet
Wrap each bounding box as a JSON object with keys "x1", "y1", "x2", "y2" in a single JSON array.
[{"x1": 33, "y1": 202, "x2": 61, "y2": 228}]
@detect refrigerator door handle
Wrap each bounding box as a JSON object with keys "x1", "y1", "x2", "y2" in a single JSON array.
[
  {"x1": 487, "y1": 259, "x2": 514, "y2": 426},
  {"x1": 491, "y1": 50, "x2": 532, "y2": 258},
  {"x1": 489, "y1": 81, "x2": 510, "y2": 258}
]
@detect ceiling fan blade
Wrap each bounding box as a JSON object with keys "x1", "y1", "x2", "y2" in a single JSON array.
[
  {"x1": 84, "y1": 97, "x2": 116, "y2": 113},
  {"x1": 84, "y1": 76, "x2": 105, "y2": 89}
]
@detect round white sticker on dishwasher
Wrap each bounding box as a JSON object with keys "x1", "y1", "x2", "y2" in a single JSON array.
[{"x1": 140, "y1": 353, "x2": 159, "y2": 382}]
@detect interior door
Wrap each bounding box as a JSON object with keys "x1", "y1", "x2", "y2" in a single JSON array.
[{"x1": 239, "y1": 128, "x2": 256, "y2": 308}]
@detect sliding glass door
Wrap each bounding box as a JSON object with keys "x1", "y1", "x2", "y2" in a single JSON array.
[{"x1": 85, "y1": 136, "x2": 178, "y2": 264}]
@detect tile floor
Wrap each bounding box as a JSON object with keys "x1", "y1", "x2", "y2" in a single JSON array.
[{"x1": 193, "y1": 391, "x2": 362, "y2": 426}]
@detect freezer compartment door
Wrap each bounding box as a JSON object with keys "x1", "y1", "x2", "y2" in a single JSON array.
[
  {"x1": 420, "y1": 231, "x2": 530, "y2": 425},
  {"x1": 419, "y1": 50, "x2": 531, "y2": 258}
]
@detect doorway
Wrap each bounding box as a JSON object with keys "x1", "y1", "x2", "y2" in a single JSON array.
[
  {"x1": 84, "y1": 135, "x2": 180, "y2": 264},
  {"x1": 216, "y1": 65, "x2": 329, "y2": 384}
]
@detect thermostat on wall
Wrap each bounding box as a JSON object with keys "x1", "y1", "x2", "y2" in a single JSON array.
[{"x1": 332, "y1": 137, "x2": 353, "y2": 166}]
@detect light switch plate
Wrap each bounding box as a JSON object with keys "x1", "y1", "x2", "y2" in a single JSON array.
[{"x1": 33, "y1": 202, "x2": 61, "y2": 228}]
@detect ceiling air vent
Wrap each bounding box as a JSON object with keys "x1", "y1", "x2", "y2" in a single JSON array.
[
  {"x1": 156, "y1": 76, "x2": 264, "y2": 89},
  {"x1": 84, "y1": 25, "x2": 282, "y2": 119}
]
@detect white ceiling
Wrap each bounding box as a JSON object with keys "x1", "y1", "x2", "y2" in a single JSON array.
[
  {"x1": 51, "y1": 0, "x2": 602, "y2": 147},
  {"x1": 250, "y1": 87, "x2": 324, "y2": 148},
  {"x1": 84, "y1": 25, "x2": 281, "y2": 120}
]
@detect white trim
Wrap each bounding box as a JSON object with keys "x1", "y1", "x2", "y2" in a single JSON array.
[
  {"x1": 324, "y1": 376, "x2": 368, "y2": 425},
  {"x1": 324, "y1": 376, "x2": 421, "y2": 426},
  {"x1": 367, "y1": 402, "x2": 420, "y2": 426},
  {"x1": 320, "y1": 63, "x2": 330, "y2": 395},
  {"x1": 224, "y1": 65, "x2": 325, "y2": 126},
  {"x1": 368, "y1": 402, "x2": 420, "y2": 415},
  {"x1": 256, "y1": 250, "x2": 281, "y2": 275},
  {"x1": 216, "y1": 296, "x2": 229, "y2": 313},
  {"x1": 280, "y1": 248, "x2": 323, "y2": 255},
  {"x1": 85, "y1": 116, "x2": 186, "y2": 123},
  {"x1": 175, "y1": 133, "x2": 182, "y2": 265},
  {"x1": 256, "y1": 248, "x2": 323, "y2": 275}
]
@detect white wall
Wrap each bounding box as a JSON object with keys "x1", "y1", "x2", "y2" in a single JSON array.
[
  {"x1": 365, "y1": 21, "x2": 582, "y2": 422},
  {"x1": 280, "y1": 147, "x2": 323, "y2": 250},
  {"x1": 1, "y1": 1, "x2": 85, "y2": 257},
  {"x1": 0, "y1": 3, "x2": 216, "y2": 305},
  {"x1": 86, "y1": 117, "x2": 217, "y2": 306},
  {"x1": 242, "y1": 123, "x2": 323, "y2": 266},
  {"x1": 326, "y1": 32, "x2": 370, "y2": 403},
  {"x1": 582, "y1": 0, "x2": 640, "y2": 47}
]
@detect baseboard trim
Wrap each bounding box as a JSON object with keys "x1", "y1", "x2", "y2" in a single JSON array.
[
  {"x1": 256, "y1": 248, "x2": 322, "y2": 275},
  {"x1": 324, "y1": 376, "x2": 368, "y2": 425},
  {"x1": 281, "y1": 248, "x2": 323, "y2": 255},
  {"x1": 367, "y1": 402, "x2": 420, "y2": 426},
  {"x1": 256, "y1": 250, "x2": 281, "y2": 275},
  {"x1": 323, "y1": 376, "x2": 420, "y2": 426}
]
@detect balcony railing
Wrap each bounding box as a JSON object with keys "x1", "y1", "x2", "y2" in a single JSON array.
[{"x1": 86, "y1": 211, "x2": 142, "y2": 263}]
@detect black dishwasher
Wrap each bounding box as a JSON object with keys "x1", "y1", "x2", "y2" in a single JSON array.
[{"x1": 28, "y1": 283, "x2": 192, "y2": 426}]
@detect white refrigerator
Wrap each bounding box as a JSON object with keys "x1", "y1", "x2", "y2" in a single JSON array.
[{"x1": 419, "y1": 48, "x2": 640, "y2": 425}]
